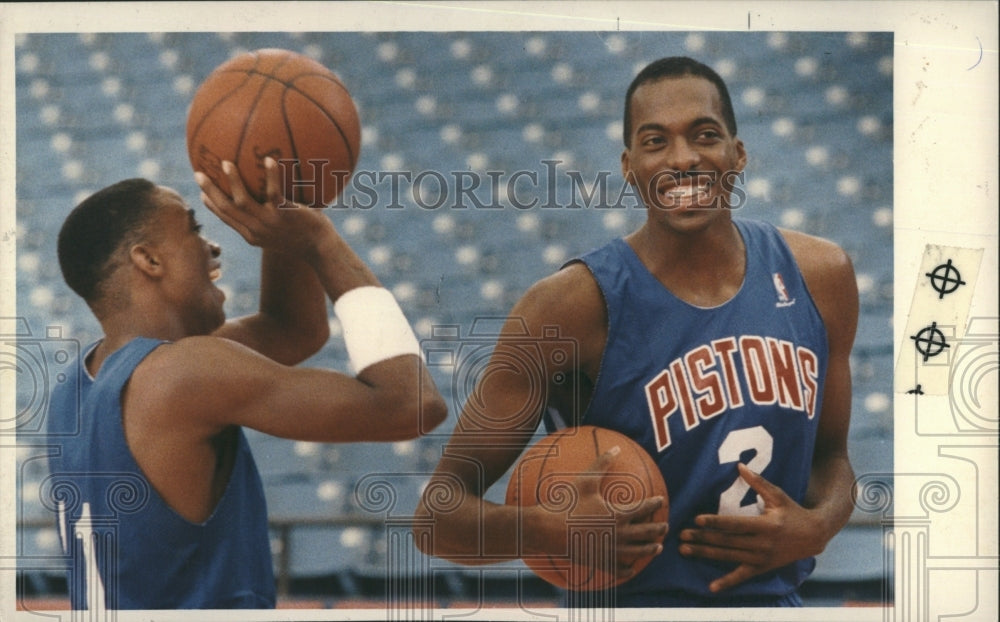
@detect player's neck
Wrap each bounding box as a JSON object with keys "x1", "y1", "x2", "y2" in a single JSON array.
[
  {"x1": 92, "y1": 306, "x2": 192, "y2": 373},
  {"x1": 634, "y1": 215, "x2": 742, "y2": 269},
  {"x1": 628, "y1": 217, "x2": 746, "y2": 306}
]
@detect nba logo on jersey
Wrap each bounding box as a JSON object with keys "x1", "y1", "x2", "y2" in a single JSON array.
[{"x1": 773, "y1": 272, "x2": 796, "y2": 308}]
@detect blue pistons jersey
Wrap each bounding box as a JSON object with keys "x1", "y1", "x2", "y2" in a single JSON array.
[
  {"x1": 45, "y1": 337, "x2": 276, "y2": 609},
  {"x1": 553, "y1": 218, "x2": 829, "y2": 604}
]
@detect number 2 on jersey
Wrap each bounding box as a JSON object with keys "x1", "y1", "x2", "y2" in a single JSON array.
[{"x1": 717, "y1": 425, "x2": 773, "y2": 515}]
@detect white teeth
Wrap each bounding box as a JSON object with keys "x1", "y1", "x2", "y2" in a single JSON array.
[
  {"x1": 209, "y1": 269, "x2": 221, "y2": 281},
  {"x1": 664, "y1": 183, "x2": 710, "y2": 198}
]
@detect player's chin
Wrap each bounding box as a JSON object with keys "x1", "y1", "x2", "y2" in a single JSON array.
[
  {"x1": 651, "y1": 203, "x2": 725, "y2": 229},
  {"x1": 204, "y1": 297, "x2": 227, "y2": 332},
  {"x1": 648, "y1": 189, "x2": 724, "y2": 212}
]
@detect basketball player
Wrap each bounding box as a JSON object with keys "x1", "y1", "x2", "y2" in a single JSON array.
[
  {"x1": 48, "y1": 158, "x2": 446, "y2": 609},
  {"x1": 416, "y1": 56, "x2": 858, "y2": 607}
]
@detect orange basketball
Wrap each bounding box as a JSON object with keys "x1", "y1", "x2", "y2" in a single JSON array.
[
  {"x1": 505, "y1": 426, "x2": 668, "y2": 591},
  {"x1": 186, "y1": 48, "x2": 360, "y2": 207}
]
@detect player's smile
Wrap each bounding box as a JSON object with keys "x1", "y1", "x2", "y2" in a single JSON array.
[
  {"x1": 209, "y1": 261, "x2": 225, "y2": 306},
  {"x1": 208, "y1": 259, "x2": 222, "y2": 282},
  {"x1": 655, "y1": 173, "x2": 715, "y2": 210},
  {"x1": 206, "y1": 249, "x2": 225, "y2": 307}
]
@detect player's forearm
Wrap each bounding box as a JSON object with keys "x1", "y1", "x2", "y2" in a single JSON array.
[
  {"x1": 415, "y1": 500, "x2": 516, "y2": 564},
  {"x1": 415, "y1": 479, "x2": 561, "y2": 564},
  {"x1": 255, "y1": 248, "x2": 329, "y2": 361},
  {"x1": 803, "y1": 450, "x2": 855, "y2": 547},
  {"x1": 302, "y1": 226, "x2": 381, "y2": 303},
  {"x1": 348, "y1": 357, "x2": 446, "y2": 440}
]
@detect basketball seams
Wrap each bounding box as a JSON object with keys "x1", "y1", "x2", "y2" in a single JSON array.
[
  {"x1": 279, "y1": 88, "x2": 300, "y2": 203},
  {"x1": 535, "y1": 429, "x2": 604, "y2": 590},
  {"x1": 232, "y1": 76, "x2": 273, "y2": 187},
  {"x1": 212, "y1": 67, "x2": 350, "y2": 92},
  {"x1": 187, "y1": 70, "x2": 258, "y2": 149},
  {"x1": 187, "y1": 50, "x2": 361, "y2": 208},
  {"x1": 206, "y1": 70, "x2": 358, "y2": 176},
  {"x1": 532, "y1": 434, "x2": 559, "y2": 506},
  {"x1": 583, "y1": 426, "x2": 604, "y2": 589},
  {"x1": 284, "y1": 75, "x2": 358, "y2": 169},
  {"x1": 277, "y1": 80, "x2": 355, "y2": 205},
  {"x1": 535, "y1": 435, "x2": 567, "y2": 586},
  {"x1": 214, "y1": 67, "x2": 353, "y2": 101},
  {"x1": 232, "y1": 52, "x2": 298, "y2": 183},
  {"x1": 589, "y1": 426, "x2": 602, "y2": 463}
]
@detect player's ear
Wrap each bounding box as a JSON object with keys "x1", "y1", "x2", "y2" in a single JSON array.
[
  {"x1": 129, "y1": 243, "x2": 164, "y2": 279},
  {"x1": 621, "y1": 149, "x2": 636, "y2": 186},
  {"x1": 733, "y1": 138, "x2": 747, "y2": 173}
]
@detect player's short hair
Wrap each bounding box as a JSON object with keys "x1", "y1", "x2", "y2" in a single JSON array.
[
  {"x1": 622, "y1": 56, "x2": 738, "y2": 147},
  {"x1": 57, "y1": 178, "x2": 161, "y2": 308}
]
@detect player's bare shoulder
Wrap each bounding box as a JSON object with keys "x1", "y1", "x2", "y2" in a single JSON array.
[
  {"x1": 778, "y1": 227, "x2": 859, "y2": 337},
  {"x1": 779, "y1": 228, "x2": 855, "y2": 288},
  {"x1": 135, "y1": 335, "x2": 236, "y2": 378},
  {"x1": 127, "y1": 336, "x2": 263, "y2": 428},
  {"x1": 510, "y1": 262, "x2": 608, "y2": 373},
  {"x1": 516, "y1": 262, "x2": 606, "y2": 331}
]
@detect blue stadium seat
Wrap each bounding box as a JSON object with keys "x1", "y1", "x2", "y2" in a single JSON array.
[
  {"x1": 265, "y1": 477, "x2": 352, "y2": 521},
  {"x1": 15, "y1": 30, "x2": 895, "y2": 600}
]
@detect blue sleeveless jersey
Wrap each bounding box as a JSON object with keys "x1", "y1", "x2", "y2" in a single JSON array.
[
  {"x1": 45, "y1": 337, "x2": 276, "y2": 609},
  {"x1": 556, "y1": 219, "x2": 828, "y2": 604}
]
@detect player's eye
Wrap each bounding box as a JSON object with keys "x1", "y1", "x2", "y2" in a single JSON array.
[
  {"x1": 696, "y1": 129, "x2": 721, "y2": 141},
  {"x1": 186, "y1": 209, "x2": 203, "y2": 234}
]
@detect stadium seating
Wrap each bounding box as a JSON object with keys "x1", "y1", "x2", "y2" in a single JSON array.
[{"x1": 14, "y1": 30, "x2": 894, "y2": 605}]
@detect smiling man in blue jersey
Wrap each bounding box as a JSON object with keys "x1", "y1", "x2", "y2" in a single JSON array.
[
  {"x1": 48, "y1": 159, "x2": 446, "y2": 609},
  {"x1": 416, "y1": 56, "x2": 858, "y2": 607}
]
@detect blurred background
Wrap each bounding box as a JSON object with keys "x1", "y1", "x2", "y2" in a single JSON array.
[{"x1": 13, "y1": 30, "x2": 893, "y2": 609}]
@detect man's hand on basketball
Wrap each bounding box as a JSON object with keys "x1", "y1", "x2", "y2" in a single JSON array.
[
  {"x1": 678, "y1": 463, "x2": 827, "y2": 593},
  {"x1": 195, "y1": 158, "x2": 334, "y2": 255},
  {"x1": 569, "y1": 447, "x2": 669, "y2": 579}
]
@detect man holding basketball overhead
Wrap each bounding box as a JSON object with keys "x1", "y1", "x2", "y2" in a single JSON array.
[
  {"x1": 48, "y1": 158, "x2": 446, "y2": 609},
  {"x1": 416, "y1": 56, "x2": 857, "y2": 607}
]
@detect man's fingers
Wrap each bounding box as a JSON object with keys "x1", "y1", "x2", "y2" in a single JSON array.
[
  {"x1": 709, "y1": 565, "x2": 759, "y2": 594},
  {"x1": 263, "y1": 157, "x2": 287, "y2": 207},
  {"x1": 738, "y1": 463, "x2": 788, "y2": 507},
  {"x1": 576, "y1": 450, "x2": 669, "y2": 529},
  {"x1": 592, "y1": 445, "x2": 620, "y2": 472},
  {"x1": 679, "y1": 526, "x2": 759, "y2": 552},
  {"x1": 577, "y1": 446, "x2": 620, "y2": 494},
  {"x1": 195, "y1": 170, "x2": 260, "y2": 242},
  {"x1": 692, "y1": 511, "x2": 762, "y2": 533},
  {"x1": 194, "y1": 171, "x2": 229, "y2": 209},
  {"x1": 628, "y1": 495, "x2": 668, "y2": 523},
  {"x1": 678, "y1": 539, "x2": 764, "y2": 566},
  {"x1": 195, "y1": 174, "x2": 243, "y2": 229},
  {"x1": 621, "y1": 519, "x2": 669, "y2": 546},
  {"x1": 221, "y1": 160, "x2": 253, "y2": 208},
  {"x1": 615, "y1": 540, "x2": 664, "y2": 563}
]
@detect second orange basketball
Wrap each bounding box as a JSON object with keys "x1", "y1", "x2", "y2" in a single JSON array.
[
  {"x1": 505, "y1": 425, "x2": 669, "y2": 591},
  {"x1": 185, "y1": 48, "x2": 361, "y2": 207}
]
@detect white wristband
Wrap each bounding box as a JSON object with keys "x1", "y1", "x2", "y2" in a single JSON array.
[{"x1": 334, "y1": 286, "x2": 422, "y2": 373}]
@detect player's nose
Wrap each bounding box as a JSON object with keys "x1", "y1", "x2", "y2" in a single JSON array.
[{"x1": 663, "y1": 137, "x2": 700, "y2": 173}]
